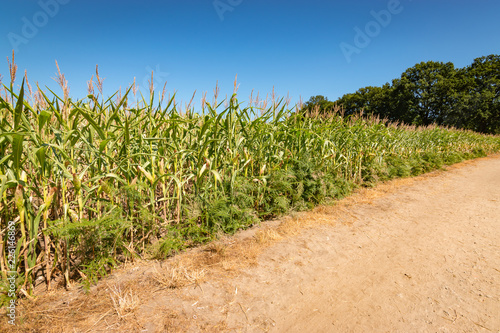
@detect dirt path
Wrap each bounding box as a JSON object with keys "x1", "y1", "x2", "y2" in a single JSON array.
[
  {"x1": 141, "y1": 156, "x2": 500, "y2": 332},
  {"x1": 8, "y1": 156, "x2": 500, "y2": 332}
]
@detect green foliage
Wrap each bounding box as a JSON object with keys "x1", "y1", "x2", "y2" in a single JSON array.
[
  {"x1": 301, "y1": 95, "x2": 337, "y2": 114},
  {"x1": 153, "y1": 235, "x2": 185, "y2": 260},
  {"x1": 456, "y1": 55, "x2": 500, "y2": 133},
  {"x1": 325, "y1": 55, "x2": 500, "y2": 134},
  {"x1": 81, "y1": 257, "x2": 117, "y2": 292}
]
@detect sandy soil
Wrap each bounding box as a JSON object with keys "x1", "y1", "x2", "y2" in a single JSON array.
[
  {"x1": 5, "y1": 156, "x2": 500, "y2": 332},
  {"x1": 143, "y1": 156, "x2": 500, "y2": 332}
]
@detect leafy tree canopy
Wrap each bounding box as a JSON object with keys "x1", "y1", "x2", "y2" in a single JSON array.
[{"x1": 304, "y1": 55, "x2": 500, "y2": 134}]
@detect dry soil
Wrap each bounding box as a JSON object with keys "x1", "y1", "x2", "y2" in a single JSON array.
[{"x1": 5, "y1": 156, "x2": 500, "y2": 332}]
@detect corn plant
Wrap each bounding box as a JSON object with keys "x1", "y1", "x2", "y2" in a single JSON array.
[{"x1": 0, "y1": 59, "x2": 499, "y2": 298}]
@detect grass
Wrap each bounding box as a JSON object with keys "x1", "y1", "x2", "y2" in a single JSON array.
[{"x1": 0, "y1": 56, "x2": 499, "y2": 304}]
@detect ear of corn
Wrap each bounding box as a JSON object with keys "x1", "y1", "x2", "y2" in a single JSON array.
[{"x1": 0, "y1": 68, "x2": 499, "y2": 297}]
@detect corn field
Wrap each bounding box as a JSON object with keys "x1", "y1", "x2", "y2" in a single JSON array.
[{"x1": 1, "y1": 63, "x2": 499, "y2": 298}]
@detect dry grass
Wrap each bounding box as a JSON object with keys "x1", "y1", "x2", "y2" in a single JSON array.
[
  {"x1": 254, "y1": 227, "x2": 283, "y2": 244},
  {"x1": 108, "y1": 284, "x2": 140, "y2": 319},
  {"x1": 150, "y1": 261, "x2": 206, "y2": 290}
]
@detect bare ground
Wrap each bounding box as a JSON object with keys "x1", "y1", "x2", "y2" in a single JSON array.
[{"x1": 4, "y1": 155, "x2": 500, "y2": 332}]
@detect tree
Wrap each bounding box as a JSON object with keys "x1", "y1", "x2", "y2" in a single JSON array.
[
  {"x1": 336, "y1": 85, "x2": 392, "y2": 118},
  {"x1": 393, "y1": 61, "x2": 457, "y2": 126},
  {"x1": 301, "y1": 95, "x2": 336, "y2": 114},
  {"x1": 458, "y1": 55, "x2": 500, "y2": 133},
  {"x1": 311, "y1": 55, "x2": 500, "y2": 133}
]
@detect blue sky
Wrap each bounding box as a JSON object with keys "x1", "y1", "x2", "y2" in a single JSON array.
[{"x1": 1, "y1": 0, "x2": 499, "y2": 108}]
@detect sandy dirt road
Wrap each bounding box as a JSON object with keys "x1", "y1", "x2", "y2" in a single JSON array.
[
  {"x1": 8, "y1": 156, "x2": 500, "y2": 332},
  {"x1": 139, "y1": 156, "x2": 500, "y2": 332}
]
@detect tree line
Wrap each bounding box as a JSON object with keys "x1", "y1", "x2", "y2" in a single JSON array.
[{"x1": 303, "y1": 55, "x2": 500, "y2": 134}]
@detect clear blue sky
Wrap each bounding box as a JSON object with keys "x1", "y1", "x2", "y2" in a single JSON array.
[{"x1": 1, "y1": 0, "x2": 499, "y2": 108}]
